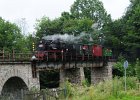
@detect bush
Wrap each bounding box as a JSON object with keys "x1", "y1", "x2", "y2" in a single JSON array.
[
  {"x1": 114, "y1": 55, "x2": 136, "y2": 77},
  {"x1": 61, "y1": 77, "x2": 140, "y2": 100},
  {"x1": 135, "y1": 58, "x2": 140, "y2": 81}
]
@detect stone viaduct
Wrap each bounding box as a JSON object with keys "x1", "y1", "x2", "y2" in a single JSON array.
[
  {"x1": 0, "y1": 51, "x2": 114, "y2": 98},
  {"x1": 0, "y1": 61, "x2": 114, "y2": 96}
]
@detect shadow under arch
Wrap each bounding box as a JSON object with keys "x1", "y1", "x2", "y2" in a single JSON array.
[{"x1": 1, "y1": 76, "x2": 28, "y2": 99}]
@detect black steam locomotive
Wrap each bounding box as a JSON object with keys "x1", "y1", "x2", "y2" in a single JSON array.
[{"x1": 33, "y1": 35, "x2": 112, "y2": 62}]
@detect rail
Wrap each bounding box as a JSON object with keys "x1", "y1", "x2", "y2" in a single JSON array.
[{"x1": 0, "y1": 49, "x2": 32, "y2": 62}]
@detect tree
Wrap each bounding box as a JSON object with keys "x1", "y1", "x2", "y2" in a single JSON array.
[
  {"x1": 121, "y1": 0, "x2": 140, "y2": 59},
  {"x1": 62, "y1": 18, "x2": 93, "y2": 35},
  {"x1": 135, "y1": 58, "x2": 140, "y2": 81},
  {"x1": 0, "y1": 17, "x2": 32, "y2": 52},
  {"x1": 0, "y1": 17, "x2": 22, "y2": 51},
  {"x1": 35, "y1": 15, "x2": 94, "y2": 38},
  {"x1": 70, "y1": 0, "x2": 111, "y2": 28},
  {"x1": 35, "y1": 17, "x2": 63, "y2": 38},
  {"x1": 101, "y1": 0, "x2": 140, "y2": 60},
  {"x1": 102, "y1": 19, "x2": 126, "y2": 57},
  {"x1": 61, "y1": 12, "x2": 75, "y2": 20}
]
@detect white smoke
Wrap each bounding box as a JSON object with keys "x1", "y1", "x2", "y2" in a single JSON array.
[{"x1": 42, "y1": 32, "x2": 93, "y2": 43}]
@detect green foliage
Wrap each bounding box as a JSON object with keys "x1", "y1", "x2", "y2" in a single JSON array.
[
  {"x1": 24, "y1": 34, "x2": 34, "y2": 52},
  {"x1": 101, "y1": 0, "x2": 140, "y2": 60},
  {"x1": 35, "y1": 16, "x2": 93, "y2": 37},
  {"x1": 112, "y1": 77, "x2": 124, "y2": 97},
  {"x1": 70, "y1": 0, "x2": 111, "y2": 28},
  {"x1": 63, "y1": 18, "x2": 93, "y2": 35},
  {"x1": 62, "y1": 19, "x2": 79, "y2": 34},
  {"x1": 23, "y1": 77, "x2": 140, "y2": 100},
  {"x1": 0, "y1": 17, "x2": 21, "y2": 50},
  {"x1": 102, "y1": 19, "x2": 126, "y2": 57},
  {"x1": 0, "y1": 17, "x2": 32, "y2": 52},
  {"x1": 35, "y1": 16, "x2": 65, "y2": 37},
  {"x1": 64, "y1": 80, "x2": 76, "y2": 98},
  {"x1": 113, "y1": 56, "x2": 125, "y2": 76},
  {"x1": 113, "y1": 55, "x2": 136, "y2": 77},
  {"x1": 23, "y1": 87, "x2": 40, "y2": 100},
  {"x1": 14, "y1": 36, "x2": 31, "y2": 53},
  {"x1": 35, "y1": 0, "x2": 111, "y2": 43},
  {"x1": 65, "y1": 77, "x2": 140, "y2": 100},
  {"x1": 81, "y1": 79, "x2": 90, "y2": 87},
  {"x1": 135, "y1": 58, "x2": 140, "y2": 81}
]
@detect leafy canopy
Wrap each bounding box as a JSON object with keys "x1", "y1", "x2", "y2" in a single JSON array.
[{"x1": 70, "y1": 0, "x2": 111, "y2": 28}]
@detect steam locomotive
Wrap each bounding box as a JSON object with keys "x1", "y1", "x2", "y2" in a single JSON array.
[{"x1": 33, "y1": 35, "x2": 112, "y2": 62}]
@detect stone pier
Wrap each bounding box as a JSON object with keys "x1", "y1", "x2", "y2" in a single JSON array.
[
  {"x1": 91, "y1": 62, "x2": 113, "y2": 84},
  {"x1": 60, "y1": 67, "x2": 85, "y2": 86},
  {"x1": 60, "y1": 62, "x2": 113, "y2": 86}
]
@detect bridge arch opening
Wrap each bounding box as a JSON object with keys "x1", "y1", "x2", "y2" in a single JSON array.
[
  {"x1": 40, "y1": 70, "x2": 60, "y2": 89},
  {"x1": 1, "y1": 76, "x2": 28, "y2": 99}
]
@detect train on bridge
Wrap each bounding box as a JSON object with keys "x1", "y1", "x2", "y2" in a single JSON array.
[{"x1": 32, "y1": 34, "x2": 112, "y2": 62}]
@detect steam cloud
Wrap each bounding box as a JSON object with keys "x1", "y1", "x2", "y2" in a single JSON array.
[{"x1": 42, "y1": 32, "x2": 92, "y2": 43}]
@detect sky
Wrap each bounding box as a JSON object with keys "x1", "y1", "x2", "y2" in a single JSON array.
[{"x1": 0, "y1": 0, "x2": 130, "y2": 34}]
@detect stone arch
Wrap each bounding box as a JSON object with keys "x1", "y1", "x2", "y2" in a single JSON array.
[
  {"x1": 1, "y1": 76, "x2": 28, "y2": 99},
  {"x1": 0, "y1": 68, "x2": 29, "y2": 94}
]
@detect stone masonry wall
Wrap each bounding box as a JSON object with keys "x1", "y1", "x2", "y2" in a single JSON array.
[
  {"x1": 91, "y1": 62, "x2": 113, "y2": 84},
  {"x1": 0, "y1": 63, "x2": 40, "y2": 94},
  {"x1": 60, "y1": 67, "x2": 85, "y2": 86}
]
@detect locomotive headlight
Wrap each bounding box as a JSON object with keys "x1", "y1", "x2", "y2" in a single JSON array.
[{"x1": 31, "y1": 55, "x2": 37, "y2": 61}]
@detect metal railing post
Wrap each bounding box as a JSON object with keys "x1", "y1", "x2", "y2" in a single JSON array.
[
  {"x1": 12, "y1": 49, "x2": 15, "y2": 61},
  {"x1": 2, "y1": 49, "x2": 4, "y2": 61}
]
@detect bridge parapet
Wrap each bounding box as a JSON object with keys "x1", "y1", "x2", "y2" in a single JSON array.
[{"x1": 0, "y1": 49, "x2": 32, "y2": 62}]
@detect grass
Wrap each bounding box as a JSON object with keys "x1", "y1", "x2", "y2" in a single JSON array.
[
  {"x1": 63, "y1": 77, "x2": 140, "y2": 100},
  {"x1": 24, "y1": 77, "x2": 140, "y2": 100}
]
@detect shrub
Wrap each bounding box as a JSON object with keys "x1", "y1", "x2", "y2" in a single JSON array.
[
  {"x1": 135, "y1": 58, "x2": 140, "y2": 81},
  {"x1": 114, "y1": 55, "x2": 136, "y2": 77}
]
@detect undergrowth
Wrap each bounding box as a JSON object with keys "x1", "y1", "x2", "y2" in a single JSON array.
[{"x1": 64, "y1": 77, "x2": 140, "y2": 100}]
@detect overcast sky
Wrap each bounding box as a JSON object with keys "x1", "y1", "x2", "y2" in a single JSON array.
[{"x1": 0, "y1": 0, "x2": 130, "y2": 33}]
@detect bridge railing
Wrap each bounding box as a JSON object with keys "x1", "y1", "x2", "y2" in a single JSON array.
[{"x1": 0, "y1": 49, "x2": 32, "y2": 62}]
